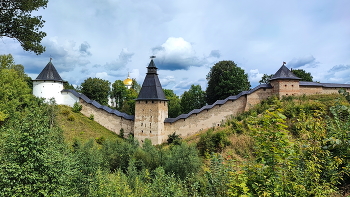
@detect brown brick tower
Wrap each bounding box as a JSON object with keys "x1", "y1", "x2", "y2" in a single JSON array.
[
  {"x1": 134, "y1": 59, "x2": 168, "y2": 144},
  {"x1": 270, "y1": 63, "x2": 301, "y2": 98}
]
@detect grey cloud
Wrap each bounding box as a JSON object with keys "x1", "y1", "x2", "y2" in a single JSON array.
[
  {"x1": 105, "y1": 48, "x2": 134, "y2": 71},
  {"x1": 324, "y1": 64, "x2": 350, "y2": 83},
  {"x1": 287, "y1": 55, "x2": 319, "y2": 68},
  {"x1": 79, "y1": 42, "x2": 92, "y2": 56},
  {"x1": 209, "y1": 50, "x2": 221, "y2": 58},
  {"x1": 152, "y1": 46, "x2": 165, "y2": 54},
  {"x1": 154, "y1": 57, "x2": 206, "y2": 71}
]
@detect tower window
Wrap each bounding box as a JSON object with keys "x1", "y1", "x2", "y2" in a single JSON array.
[
  {"x1": 150, "y1": 131, "x2": 152, "y2": 133},
  {"x1": 142, "y1": 130, "x2": 143, "y2": 133},
  {"x1": 152, "y1": 101, "x2": 154, "y2": 103}
]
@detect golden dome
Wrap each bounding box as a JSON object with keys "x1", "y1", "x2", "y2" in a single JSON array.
[{"x1": 123, "y1": 73, "x2": 133, "y2": 86}]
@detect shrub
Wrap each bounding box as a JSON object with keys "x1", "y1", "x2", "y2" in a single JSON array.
[
  {"x1": 119, "y1": 128, "x2": 124, "y2": 138},
  {"x1": 89, "y1": 114, "x2": 94, "y2": 120},
  {"x1": 72, "y1": 102, "x2": 83, "y2": 113},
  {"x1": 95, "y1": 136, "x2": 105, "y2": 145},
  {"x1": 67, "y1": 114, "x2": 75, "y2": 121},
  {"x1": 167, "y1": 132, "x2": 182, "y2": 145},
  {"x1": 60, "y1": 108, "x2": 70, "y2": 116}
]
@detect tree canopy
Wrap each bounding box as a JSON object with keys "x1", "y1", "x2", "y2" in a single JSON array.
[
  {"x1": 292, "y1": 69, "x2": 313, "y2": 82},
  {"x1": 164, "y1": 89, "x2": 181, "y2": 118},
  {"x1": 206, "y1": 60, "x2": 251, "y2": 105},
  {"x1": 181, "y1": 85, "x2": 206, "y2": 114},
  {"x1": 259, "y1": 74, "x2": 273, "y2": 84},
  {"x1": 0, "y1": 0, "x2": 48, "y2": 54},
  {"x1": 81, "y1": 77, "x2": 111, "y2": 106},
  {"x1": 111, "y1": 80, "x2": 128, "y2": 110}
]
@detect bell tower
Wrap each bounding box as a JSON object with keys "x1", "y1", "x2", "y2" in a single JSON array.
[{"x1": 134, "y1": 57, "x2": 168, "y2": 144}]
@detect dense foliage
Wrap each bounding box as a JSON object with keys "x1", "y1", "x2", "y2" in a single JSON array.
[
  {"x1": 292, "y1": 69, "x2": 313, "y2": 81},
  {"x1": 81, "y1": 77, "x2": 111, "y2": 106},
  {"x1": 206, "y1": 60, "x2": 251, "y2": 105},
  {"x1": 164, "y1": 89, "x2": 182, "y2": 118},
  {"x1": 181, "y1": 84, "x2": 206, "y2": 114},
  {"x1": 0, "y1": 0, "x2": 48, "y2": 54}
]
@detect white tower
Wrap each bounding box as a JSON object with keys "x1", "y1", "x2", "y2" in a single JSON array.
[{"x1": 33, "y1": 60, "x2": 65, "y2": 104}]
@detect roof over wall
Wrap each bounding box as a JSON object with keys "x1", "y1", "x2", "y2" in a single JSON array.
[
  {"x1": 34, "y1": 61, "x2": 64, "y2": 82},
  {"x1": 62, "y1": 89, "x2": 134, "y2": 120},
  {"x1": 136, "y1": 59, "x2": 167, "y2": 101},
  {"x1": 164, "y1": 84, "x2": 273, "y2": 123},
  {"x1": 270, "y1": 65, "x2": 301, "y2": 80},
  {"x1": 300, "y1": 81, "x2": 350, "y2": 88}
]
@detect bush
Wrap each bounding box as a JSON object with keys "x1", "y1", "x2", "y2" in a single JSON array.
[
  {"x1": 197, "y1": 129, "x2": 231, "y2": 157},
  {"x1": 95, "y1": 136, "x2": 105, "y2": 145},
  {"x1": 72, "y1": 102, "x2": 82, "y2": 113},
  {"x1": 67, "y1": 114, "x2": 75, "y2": 121},
  {"x1": 60, "y1": 108, "x2": 70, "y2": 116},
  {"x1": 89, "y1": 114, "x2": 94, "y2": 120},
  {"x1": 167, "y1": 132, "x2": 182, "y2": 145},
  {"x1": 119, "y1": 128, "x2": 124, "y2": 138}
]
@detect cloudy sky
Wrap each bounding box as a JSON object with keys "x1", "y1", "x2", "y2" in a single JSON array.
[{"x1": 1, "y1": 0, "x2": 350, "y2": 95}]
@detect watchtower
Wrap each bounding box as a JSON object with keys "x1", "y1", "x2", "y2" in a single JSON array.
[
  {"x1": 32, "y1": 59, "x2": 65, "y2": 103},
  {"x1": 134, "y1": 58, "x2": 168, "y2": 144},
  {"x1": 270, "y1": 62, "x2": 301, "y2": 98}
]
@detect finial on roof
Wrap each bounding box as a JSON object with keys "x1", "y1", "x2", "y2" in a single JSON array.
[
  {"x1": 50, "y1": 57, "x2": 52, "y2": 62},
  {"x1": 283, "y1": 61, "x2": 286, "y2": 66},
  {"x1": 150, "y1": 55, "x2": 156, "y2": 59}
]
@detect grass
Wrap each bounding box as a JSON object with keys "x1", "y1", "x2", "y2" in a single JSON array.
[{"x1": 56, "y1": 105, "x2": 122, "y2": 145}]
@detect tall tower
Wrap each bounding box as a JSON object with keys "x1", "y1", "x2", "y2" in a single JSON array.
[
  {"x1": 134, "y1": 58, "x2": 168, "y2": 144},
  {"x1": 270, "y1": 62, "x2": 301, "y2": 98},
  {"x1": 32, "y1": 60, "x2": 65, "y2": 103}
]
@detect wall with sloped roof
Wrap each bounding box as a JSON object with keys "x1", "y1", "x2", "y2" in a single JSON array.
[{"x1": 79, "y1": 98, "x2": 134, "y2": 137}]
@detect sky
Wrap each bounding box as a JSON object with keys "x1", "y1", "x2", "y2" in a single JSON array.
[{"x1": 1, "y1": 0, "x2": 350, "y2": 95}]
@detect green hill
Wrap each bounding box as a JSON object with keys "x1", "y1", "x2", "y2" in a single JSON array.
[{"x1": 56, "y1": 105, "x2": 122, "y2": 145}]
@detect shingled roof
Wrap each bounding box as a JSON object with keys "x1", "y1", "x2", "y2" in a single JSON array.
[
  {"x1": 136, "y1": 59, "x2": 167, "y2": 101},
  {"x1": 270, "y1": 65, "x2": 301, "y2": 80},
  {"x1": 34, "y1": 61, "x2": 64, "y2": 82}
]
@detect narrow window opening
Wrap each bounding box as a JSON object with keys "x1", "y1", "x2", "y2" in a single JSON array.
[
  {"x1": 150, "y1": 131, "x2": 152, "y2": 133},
  {"x1": 152, "y1": 101, "x2": 154, "y2": 103},
  {"x1": 141, "y1": 130, "x2": 143, "y2": 133}
]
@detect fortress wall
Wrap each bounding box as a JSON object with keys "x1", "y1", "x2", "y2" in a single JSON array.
[
  {"x1": 79, "y1": 99, "x2": 134, "y2": 137},
  {"x1": 245, "y1": 88, "x2": 274, "y2": 111},
  {"x1": 300, "y1": 86, "x2": 350, "y2": 96},
  {"x1": 299, "y1": 86, "x2": 323, "y2": 95},
  {"x1": 164, "y1": 96, "x2": 247, "y2": 140}
]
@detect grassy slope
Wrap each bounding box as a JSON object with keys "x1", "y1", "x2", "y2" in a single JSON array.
[{"x1": 56, "y1": 105, "x2": 121, "y2": 145}]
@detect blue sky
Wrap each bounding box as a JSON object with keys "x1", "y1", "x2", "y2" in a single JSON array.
[{"x1": 1, "y1": 0, "x2": 350, "y2": 95}]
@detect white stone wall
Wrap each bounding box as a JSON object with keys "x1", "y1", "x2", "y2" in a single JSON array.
[
  {"x1": 61, "y1": 91, "x2": 80, "y2": 107},
  {"x1": 33, "y1": 81, "x2": 64, "y2": 103}
]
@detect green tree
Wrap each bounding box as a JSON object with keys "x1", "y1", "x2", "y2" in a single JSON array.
[
  {"x1": 259, "y1": 74, "x2": 273, "y2": 84},
  {"x1": 292, "y1": 69, "x2": 313, "y2": 82},
  {"x1": 206, "y1": 60, "x2": 251, "y2": 105},
  {"x1": 120, "y1": 88, "x2": 138, "y2": 115},
  {"x1": 180, "y1": 84, "x2": 206, "y2": 114},
  {"x1": 63, "y1": 82, "x2": 76, "y2": 90},
  {"x1": 0, "y1": 54, "x2": 32, "y2": 89},
  {"x1": 111, "y1": 80, "x2": 128, "y2": 109},
  {"x1": 0, "y1": 0, "x2": 48, "y2": 54},
  {"x1": 164, "y1": 89, "x2": 181, "y2": 118},
  {"x1": 131, "y1": 78, "x2": 141, "y2": 93},
  {"x1": 0, "y1": 104, "x2": 77, "y2": 196},
  {"x1": 80, "y1": 77, "x2": 111, "y2": 105}
]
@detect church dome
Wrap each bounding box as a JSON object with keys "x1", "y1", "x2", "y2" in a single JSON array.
[
  {"x1": 123, "y1": 78, "x2": 132, "y2": 85},
  {"x1": 123, "y1": 74, "x2": 133, "y2": 86}
]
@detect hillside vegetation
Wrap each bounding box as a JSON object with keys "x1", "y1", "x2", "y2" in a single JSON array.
[
  {"x1": 57, "y1": 105, "x2": 121, "y2": 145},
  {"x1": 1, "y1": 88, "x2": 350, "y2": 196}
]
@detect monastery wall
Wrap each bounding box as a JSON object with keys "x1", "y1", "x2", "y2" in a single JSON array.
[
  {"x1": 163, "y1": 87, "x2": 274, "y2": 142},
  {"x1": 79, "y1": 99, "x2": 134, "y2": 137}
]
